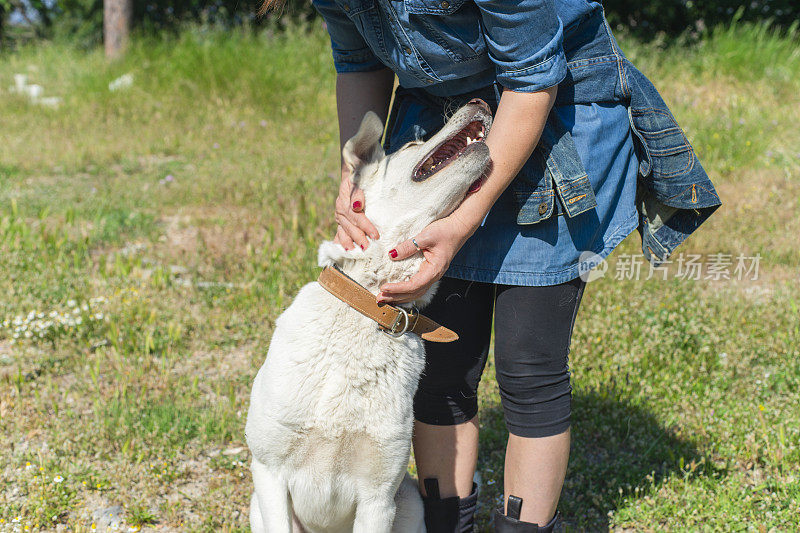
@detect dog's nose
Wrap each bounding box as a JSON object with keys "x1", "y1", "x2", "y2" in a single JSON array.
[{"x1": 468, "y1": 98, "x2": 490, "y2": 112}]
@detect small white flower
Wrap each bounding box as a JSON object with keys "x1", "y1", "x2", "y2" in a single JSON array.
[
  {"x1": 108, "y1": 73, "x2": 134, "y2": 92},
  {"x1": 67, "y1": 300, "x2": 76, "y2": 307},
  {"x1": 54, "y1": 475, "x2": 64, "y2": 483}
]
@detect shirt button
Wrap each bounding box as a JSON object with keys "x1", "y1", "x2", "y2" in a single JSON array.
[
  {"x1": 402, "y1": 46, "x2": 412, "y2": 54},
  {"x1": 440, "y1": 0, "x2": 450, "y2": 8},
  {"x1": 538, "y1": 202, "x2": 548, "y2": 215},
  {"x1": 343, "y1": 3, "x2": 350, "y2": 11}
]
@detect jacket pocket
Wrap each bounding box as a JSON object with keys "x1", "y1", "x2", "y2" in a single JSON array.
[
  {"x1": 629, "y1": 106, "x2": 694, "y2": 179},
  {"x1": 623, "y1": 60, "x2": 696, "y2": 183},
  {"x1": 510, "y1": 149, "x2": 556, "y2": 224},
  {"x1": 513, "y1": 109, "x2": 597, "y2": 225},
  {"x1": 402, "y1": 0, "x2": 486, "y2": 62},
  {"x1": 336, "y1": 0, "x2": 388, "y2": 56}
]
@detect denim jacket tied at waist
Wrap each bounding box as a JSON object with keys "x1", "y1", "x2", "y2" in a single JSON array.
[
  {"x1": 554, "y1": 8, "x2": 721, "y2": 264},
  {"x1": 317, "y1": 0, "x2": 722, "y2": 264}
]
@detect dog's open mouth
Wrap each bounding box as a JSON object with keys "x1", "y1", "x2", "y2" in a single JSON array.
[{"x1": 412, "y1": 120, "x2": 487, "y2": 189}]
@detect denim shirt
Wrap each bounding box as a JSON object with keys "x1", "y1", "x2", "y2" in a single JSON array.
[{"x1": 313, "y1": 0, "x2": 722, "y2": 264}]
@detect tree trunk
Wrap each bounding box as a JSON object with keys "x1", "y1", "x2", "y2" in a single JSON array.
[{"x1": 104, "y1": 0, "x2": 132, "y2": 59}]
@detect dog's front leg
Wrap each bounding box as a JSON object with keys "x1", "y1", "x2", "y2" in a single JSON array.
[
  {"x1": 251, "y1": 458, "x2": 292, "y2": 533},
  {"x1": 353, "y1": 495, "x2": 397, "y2": 533}
]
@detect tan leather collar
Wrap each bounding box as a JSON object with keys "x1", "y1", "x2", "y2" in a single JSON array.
[{"x1": 317, "y1": 265, "x2": 458, "y2": 343}]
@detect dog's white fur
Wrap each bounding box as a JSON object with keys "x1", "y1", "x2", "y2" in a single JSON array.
[{"x1": 245, "y1": 103, "x2": 492, "y2": 533}]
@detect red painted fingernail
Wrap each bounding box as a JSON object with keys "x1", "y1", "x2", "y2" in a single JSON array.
[
  {"x1": 360, "y1": 244, "x2": 365, "y2": 250},
  {"x1": 352, "y1": 201, "x2": 362, "y2": 210},
  {"x1": 389, "y1": 249, "x2": 398, "y2": 258}
]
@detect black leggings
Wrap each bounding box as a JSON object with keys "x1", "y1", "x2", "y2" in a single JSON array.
[{"x1": 413, "y1": 276, "x2": 585, "y2": 438}]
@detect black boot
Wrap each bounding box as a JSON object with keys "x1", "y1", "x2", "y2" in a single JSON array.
[
  {"x1": 421, "y1": 478, "x2": 478, "y2": 533},
  {"x1": 492, "y1": 495, "x2": 562, "y2": 533}
]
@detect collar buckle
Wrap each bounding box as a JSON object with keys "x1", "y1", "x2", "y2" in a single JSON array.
[
  {"x1": 381, "y1": 305, "x2": 420, "y2": 338},
  {"x1": 383, "y1": 307, "x2": 410, "y2": 337}
]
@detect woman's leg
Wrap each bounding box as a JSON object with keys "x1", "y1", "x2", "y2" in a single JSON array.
[
  {"x1": 412, "y1": 276, "x2": 495, "y2": 530},
  {"x1": 493, "y1": 278, "x2": 586, "y2": 526},
  {"x1": 503, "y1": 430, "x2": 570, "y2": 525},
  {"x1": 413, "y1": 417, "x2": 480, "y2": 498}
]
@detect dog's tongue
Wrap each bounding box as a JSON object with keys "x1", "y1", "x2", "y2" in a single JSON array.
[{"x1": 468, "y1": 178, "x2": 482, "y2": 194}]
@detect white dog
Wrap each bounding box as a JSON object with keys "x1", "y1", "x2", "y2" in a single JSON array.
[{"x1": 245, "y1": 100, "x2": 493, "y2": 533}]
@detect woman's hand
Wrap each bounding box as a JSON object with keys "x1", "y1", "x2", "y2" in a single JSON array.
[
  {"x1": 333, "y1": 168, "x2": 380, "y2": 251},
  {"x1": 377, "y1": 87, "x2": 558, "y2": 303},
  {"x1": 378, "y1": 214, "x2": 474, "y2": 304},
  {"x1": 332, "y1": 69, "x2": 394, "y2": 250}
]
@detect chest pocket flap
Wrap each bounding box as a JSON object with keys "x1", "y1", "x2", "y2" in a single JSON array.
[
  {"x1": 337, "y1": 0, "x2": 375, "y2": 16},
  {"x1": 404, "y1": 0, "x2": 466, "y2": 15}
]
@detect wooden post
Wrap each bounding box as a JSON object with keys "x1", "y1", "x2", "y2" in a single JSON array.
[{"x1": 104, "y1": 0, "x2": 132, "y2": 59}]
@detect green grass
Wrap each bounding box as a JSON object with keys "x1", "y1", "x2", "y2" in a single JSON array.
[{"x1": 1, "y1": 19, "x2": 799, "y2": 531}]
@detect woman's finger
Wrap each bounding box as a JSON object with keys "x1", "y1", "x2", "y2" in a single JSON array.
[
  {"x1": 350, "y1": 211, "x2": 380, "y2": 241},
  {"x1": 338, "y1": 181, "x2": 380, "y2": 241},
  {"x1": 388, "y1": 236, "x2": 425, "y2": 261},
  {"x1": 349, "y1": 185, "x2": 380, "y2": 240},
  {"x1": 334, "y1": 226, "x2": 355, "y2": 251},
  {"x1": 337, "y1": 215, "x2": 370, "y2": 250},
  {"x1": 379, "y1": 260, "x2": 442, "y2": 302},
  {"x1": 350, "y1": 187, "x2": 366, "y2": 213},
  {"x1": 379, "y1": 290, "x2": 426, "y2": 304}
]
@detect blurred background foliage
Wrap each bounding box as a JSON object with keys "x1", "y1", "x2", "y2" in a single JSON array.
[
  {"x1": 602, "y1": 0, "x2": 798, "y2": 38},
  {"x1": 0, "y1": 0, "x2": 798, "y2": 48}
]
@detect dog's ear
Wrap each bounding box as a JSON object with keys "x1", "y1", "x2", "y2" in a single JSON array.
[{"x1": 342, "y1": 111, "x2": 385, "y2": 177}]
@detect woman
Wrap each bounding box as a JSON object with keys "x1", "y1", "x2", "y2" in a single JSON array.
[{"x1": 261, "y1": 0, "x2": 720, "y2": 531}]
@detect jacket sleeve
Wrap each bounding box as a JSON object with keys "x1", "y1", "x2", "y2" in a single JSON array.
[
  {"x1": 473, "y1": 0, "x2": 567, "y2": 92},
  {"x1": 312, "y1": 0, "x2": 386, "y2": 73}
]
